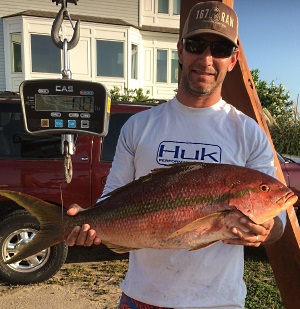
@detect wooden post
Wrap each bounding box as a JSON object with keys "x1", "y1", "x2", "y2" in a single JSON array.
[{"x1": 180, "y1": 1, "x2": 300, "y2": 307}]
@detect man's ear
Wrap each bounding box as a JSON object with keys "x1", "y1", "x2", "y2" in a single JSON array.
[
  {"x1": 228, "y1": 49, "x2": 239, "y2": 72},
  {"x1": 178, "y1": 61, "x2": 183, "y2": 70},
  {"x1": 177, "y1": 40, "x2": 183, "y2": 66}
]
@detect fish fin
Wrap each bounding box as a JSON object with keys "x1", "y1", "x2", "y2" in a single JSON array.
[
  {"x1": 100, "y1": 174, "x2": 153, "y2": 199},
  {"x1": 166, "y1": 211, "x2": 230, "y2": 241},
  {"x1": 102, "y1": 241, "x2": 138, "y2": 254},
  {"x1": 0, "y1": 190, "x2": 63, "y2": 264},
  {"x1": 189, "y1": 240, "x2": 219, "y2": 251},
  {"x1": 148, "y1": 162, "x2": 206, "y2": 176},
  {"x1": 100, "y1": 162, "x2": 205, "y2": 200},
  {"x1": 100, "y1": 170, "x2": 162, "y2": 199}
]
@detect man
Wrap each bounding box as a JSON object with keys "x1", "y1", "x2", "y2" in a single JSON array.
[{"x1": 66, "y1": 1, "x2": 285, "y2": 308}]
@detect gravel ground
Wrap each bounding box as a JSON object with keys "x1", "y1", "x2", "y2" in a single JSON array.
[{"x1": 0, "y1": 245, "x2": 129, "y2": 309}]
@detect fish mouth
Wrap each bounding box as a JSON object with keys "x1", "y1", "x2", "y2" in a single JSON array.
[{"x1": 278, "y1": 191, "x2": 298, "y2": 208}]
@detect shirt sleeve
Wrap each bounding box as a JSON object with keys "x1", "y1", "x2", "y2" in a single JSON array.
[{"x1": 245, "y1": 122, "x2": 275, "y2": 177}]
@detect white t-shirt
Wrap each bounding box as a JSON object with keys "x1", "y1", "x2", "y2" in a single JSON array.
[{"x1": 102, "y1": 97, "x2": 282, "y2": 308}]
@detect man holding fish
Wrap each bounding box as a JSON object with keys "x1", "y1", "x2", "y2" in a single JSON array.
[{"x1": 66, "y1": 1, "x2": 288, "y2": 308}]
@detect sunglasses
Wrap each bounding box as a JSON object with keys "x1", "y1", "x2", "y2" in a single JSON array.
[{"x1": 183, "y1": 38, "x2": 236, "y2": 58}]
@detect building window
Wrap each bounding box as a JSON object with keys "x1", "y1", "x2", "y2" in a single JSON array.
[
  {"x1": 31, "y1": 34, "x2": 61, "y2": 73},
  {"x1": 173, "y1": 0, "x2": 180, "y2": 15},
  {"x1": 171, "y1": 50, "x2": 178, "y2": 83},
  {"x1": 11, "y1": 33, "x2": 22, "y2": 73},
  {"x1": 158, "y1": 0, "x2": 169, "y2": 14},
  {"x1": 156, "y1": 49, "x2": 167, "y2": 83},
  {"x1": 156, "y1": 49, "x2": 178, "y2": 84},
  {"x1": 158, "y1": 0, "x2": 180, "y2": 15},
  {"x1": 97, "y1": 40, "x2": 124, "y2": 77},
  {"x1": 131, "y1": 44, "x2": 138, "y2": 80}
]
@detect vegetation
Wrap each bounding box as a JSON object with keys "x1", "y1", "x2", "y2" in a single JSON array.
[
  {"x1": 251, "y1": 69, "x2": 300, "y2": 156},
  {"x1": 251, "y1": 69, "x2": 294, "y2": 120},
  {"x1": 110, "y1": 86, "x2": 167, "y2": 104},
  {"x1": 110, "y1": 86, "x2": 151, "y2": 102},
  {"x1": 244, "y1": 247, "x2": 284, "y2": 308},
  {"x1": 109, "y1": 86, "x2": 156, "y2": 103}
]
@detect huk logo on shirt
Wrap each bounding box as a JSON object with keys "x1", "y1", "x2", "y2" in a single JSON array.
[{"x1": 156, "y1": 141, "x2": 221, "y2": 166}]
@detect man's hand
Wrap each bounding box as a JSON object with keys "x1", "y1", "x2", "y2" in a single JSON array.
[
  {"x1": 222, "y1": 213, "x2": 284, "y2": 247},
  {"x1": 64, "y1": 204, "x2": 101, "y2": 247}
]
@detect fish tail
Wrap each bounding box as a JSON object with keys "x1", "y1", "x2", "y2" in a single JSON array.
[{"x1": 0, "y1": 190, "x2": 63, "y2": 264}]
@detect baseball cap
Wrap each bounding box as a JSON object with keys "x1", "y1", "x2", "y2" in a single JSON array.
[{"x1": 182, "y1": 1, "x2": 238, "y2": 47}]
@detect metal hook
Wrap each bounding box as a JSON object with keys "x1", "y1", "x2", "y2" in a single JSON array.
[
  {"x1": 51, "y1": 0, "x2": 80, "y2": 50},
  {"x1": 52, "y1": 0, "x2": 78, "y2": 5},
  {"x1": 61, "y1": 134, "x2": 76, "y2": 183}
]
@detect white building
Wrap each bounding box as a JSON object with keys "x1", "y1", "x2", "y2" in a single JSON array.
[{"x1": 0, "y1": 0, "x2": 180, "y2": 100}]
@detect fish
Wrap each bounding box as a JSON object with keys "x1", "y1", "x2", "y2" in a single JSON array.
[{"x1": 0, "y1": 162, "x2": 297, "y2": 264}]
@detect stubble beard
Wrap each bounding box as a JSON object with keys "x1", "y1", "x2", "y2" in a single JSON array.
[{"x1": 180, "y1": 69, "x2": 224, "y2": 98}]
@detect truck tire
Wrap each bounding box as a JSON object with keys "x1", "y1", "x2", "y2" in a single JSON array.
[{"x1": 0, "y1": 209, "x2": 68, "y2": 285}]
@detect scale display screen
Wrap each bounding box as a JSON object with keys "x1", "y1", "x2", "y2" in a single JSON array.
[
  {"x1": 35, "y1": 94, "x2": 94, "y2": 112},
  {"x1": 20, "y1": 79, "x2": 110, "y2": 136}
]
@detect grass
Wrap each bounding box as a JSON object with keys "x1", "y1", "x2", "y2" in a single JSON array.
[{"x1": 244, "y1": 247, "x2": 284, "y2": 308}]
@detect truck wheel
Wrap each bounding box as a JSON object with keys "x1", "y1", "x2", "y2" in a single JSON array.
[{"x1": 0, "y1": 210, "x2": 68, "y2": 285}]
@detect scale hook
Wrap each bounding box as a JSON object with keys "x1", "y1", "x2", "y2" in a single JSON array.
[{"x1": 51, "y1": 0, "x2": 80, "y2": 50}]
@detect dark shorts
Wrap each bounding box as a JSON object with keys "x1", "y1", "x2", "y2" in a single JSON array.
[{"x1": 118, "y1": 292, "x2": 173, "y2": 309}]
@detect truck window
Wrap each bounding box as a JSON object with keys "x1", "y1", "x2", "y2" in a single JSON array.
[
  {"x1": 0, "y1": 104, "x2": 62, "y2": 159},
  {"x1": 101, "y1": 113, "x2": 133, "y2": 162}
]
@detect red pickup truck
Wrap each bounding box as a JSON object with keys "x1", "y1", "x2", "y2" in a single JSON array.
[{"x1": 0, "y1": 91, "x2": 153, "y2": 285}]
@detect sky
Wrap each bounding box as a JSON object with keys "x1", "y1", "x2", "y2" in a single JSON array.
[{"x1": 234, "y1": 0, "x2": 300, "y2": 104}]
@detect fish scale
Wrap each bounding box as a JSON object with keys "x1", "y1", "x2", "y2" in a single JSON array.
[{"x1": 0, "y1": 162, "x2": 297, "y2": 263}]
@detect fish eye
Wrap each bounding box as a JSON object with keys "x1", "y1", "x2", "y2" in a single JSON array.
[{"x1": 259, "y1": 184, "x2": 270, "y2": 192}]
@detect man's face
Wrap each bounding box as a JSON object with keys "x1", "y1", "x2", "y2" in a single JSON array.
[{"x1": 178, "y1": 34, "x2": 239, "y2": 98}]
